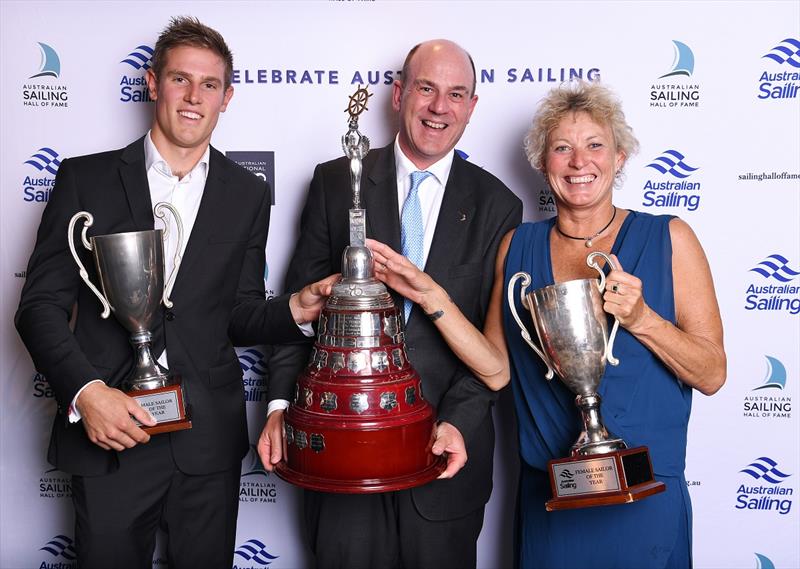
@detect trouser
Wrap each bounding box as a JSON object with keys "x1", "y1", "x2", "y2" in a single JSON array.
[
  {"x1": 304, "y1": 488, "x2": 485, "y2": 569},
  {"x1": 71, "y1": 434, "x2": 240, "y2": 569}
]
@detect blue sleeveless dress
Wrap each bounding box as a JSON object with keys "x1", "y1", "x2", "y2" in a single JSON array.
[{"x1": 503, "y1": 211, "x2": 692, "y2": 569}]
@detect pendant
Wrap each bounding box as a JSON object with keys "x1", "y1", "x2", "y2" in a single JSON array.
[{"x1": 585, "y1": 239, "x2": 593, "y2": 248}]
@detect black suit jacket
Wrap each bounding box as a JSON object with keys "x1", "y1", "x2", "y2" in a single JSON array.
[
  {"x1": 269, "y1": 143, "x2": 522, "y2": 520},
  {"x1": 16, "y1": 137, "x2": 304, "y2": 477}
]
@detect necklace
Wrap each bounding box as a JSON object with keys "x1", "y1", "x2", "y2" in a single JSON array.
[{"x1": 555, "y1": 206, "x2": 617, "y2": 248}]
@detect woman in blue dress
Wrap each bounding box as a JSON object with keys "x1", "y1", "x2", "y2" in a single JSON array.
[{"x1": 369, "y1": 81, "x2": 726, "y2": 568}]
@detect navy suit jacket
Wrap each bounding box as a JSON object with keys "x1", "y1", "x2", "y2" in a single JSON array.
[
  {"x1": 269, "y1": 143, "x2": 522, "y2": 520},
  {"x1": 16, "y1": 137, "x2": 304, "y2": 476}
]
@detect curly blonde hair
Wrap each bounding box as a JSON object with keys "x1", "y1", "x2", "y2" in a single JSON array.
[{"x1": 523, "y1": 81, "x2": 639, "y2": 172}]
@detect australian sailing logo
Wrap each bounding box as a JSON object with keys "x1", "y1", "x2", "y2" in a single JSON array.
[
  {"x1": 757, "y1": 38, "x2": 800, "y2": 100},
  {"x1": 743, "y1": 356, "x2": 792, "y2": 419},
  {"x1": 650, "y1": 40, "x2": 700, "y2": 108},
  {"x1": 119, "y1": 44, "x2": 154, "y2": 103},
  {"x1": 22, "y1": 147, "x2": 60, "y2": 203},
  {"x1": 745, "y1": 255, "x2": 800, "y2": 315},
  {"x1": 22, "y1": 42, "x2": 68, "y2": 109},
  {"x1": 642, "y1": 149, "x2": 701, "y2": 211},
  {"x1": 735, "y1": 457, "x2": 793, "y2": 515},
  {"x1": 233, "y1": 539, "x2": 278, "y2": 569},
  {"x1": 240, "y1": 445, "x2": 278, "y2": 505}
]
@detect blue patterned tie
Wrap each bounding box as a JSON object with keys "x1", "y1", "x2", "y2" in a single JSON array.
[{"x1": 401, "y1": 170, "x2": 432, "y2": 322}]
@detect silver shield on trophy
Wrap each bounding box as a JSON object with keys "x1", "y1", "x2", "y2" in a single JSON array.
[{"x1": 67, "y1": 202, "x2": 191, "y2": 434}]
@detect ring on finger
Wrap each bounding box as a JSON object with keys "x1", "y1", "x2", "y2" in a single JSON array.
[{"x1": 611, "y1": 283, "x2": 620, "y2": 294}]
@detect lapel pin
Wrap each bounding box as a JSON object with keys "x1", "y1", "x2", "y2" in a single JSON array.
[{"x1": 458, "y1": 211, "x2": 467, "y2": 222}]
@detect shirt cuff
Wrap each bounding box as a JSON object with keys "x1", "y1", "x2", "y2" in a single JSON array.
[
  {"x1": 267, "y1": 399, "x2": 290, "y2": 416},
  {"x1": 297, "y1": 321, "x2": 314, "y2": 337},
  {"x1": 67, "y1": 379, "x2": 105, "y2": 423}
]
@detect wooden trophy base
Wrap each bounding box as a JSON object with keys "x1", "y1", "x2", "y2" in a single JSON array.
[
  {"x1": 128, "y1": 382, "x2": 192, "y2": 435},
  {"x1": 546, "y1": 446, "x2": 666, "y2": 511}
]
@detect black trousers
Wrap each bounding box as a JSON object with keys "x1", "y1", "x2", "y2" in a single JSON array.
[
  {"x1": 305, "y1": 488, "x2": 485, "y2": 569},
  {"x1": 71, "y1": 434, "x2": 240, "y2": 569}
]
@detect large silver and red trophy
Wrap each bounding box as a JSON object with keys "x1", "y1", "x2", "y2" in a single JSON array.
[{"x1": 274, "y1": 87, "x2": 446, "y2": 492}]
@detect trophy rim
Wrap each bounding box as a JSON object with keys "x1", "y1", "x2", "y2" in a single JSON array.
[{"x1": 90, "y1": 228, "x2": 164, "y2": 241}]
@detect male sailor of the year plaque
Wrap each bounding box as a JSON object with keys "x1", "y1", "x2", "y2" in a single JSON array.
[
  {"x1": 508, "y1": 251, "x2": 665, "y2": 510},
  {"x1": 68, "y1": 202, "x2": 191, "y2": 434}
]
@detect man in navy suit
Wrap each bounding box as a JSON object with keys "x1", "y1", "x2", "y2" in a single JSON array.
[
  {"x1": 16, "y1": 16, "x2": 332, "y2": 569},
  {"x1": 259, "y1": 39, "x2": 522, "y2": 568}
]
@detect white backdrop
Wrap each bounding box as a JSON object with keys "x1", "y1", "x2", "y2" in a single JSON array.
[{"x1": 1, "y1": 2, "x2": 798, "y2": 568}]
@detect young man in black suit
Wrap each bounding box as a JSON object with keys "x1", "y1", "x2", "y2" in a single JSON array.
[
  {"x1": 259, "y1": 39, "x2": 522, "y2": 568},
  {"x1": 16, "y1": 16, "x2": 332, "y2": 569}
]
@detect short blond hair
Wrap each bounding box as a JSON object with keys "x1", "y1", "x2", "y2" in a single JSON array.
[{"x1": 523, "y1": 81, "x2": 639, "y2": 172}]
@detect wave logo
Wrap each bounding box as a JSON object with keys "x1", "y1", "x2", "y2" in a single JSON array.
[
  {"x1": 660, "y1": 40, "x2": 695, "y2": 78},
  {"x1": 30, "y1": 42, "x2": 61, "y2": 79},
  {"x1": 240, "y1": 348, "x2": 269, "y2": 403},
  {"x1": 750, "y1": 254, "x2": 800, "y2": 283},
  {"x1": 754, "y1": 553, "x2": 776, "y2": 569},
  {"x1": 762, "y1": 38, "x2": 800, "y2": 68},
  {"x1": 736, "y1": 458, "x2": 794, "y2": 514},
  {"x1": 40, "y1": 535, "x2": 76, "y2": 560},
  {"x1": 121, "y1": 45, "x2": 154, "y2": 70},
  {"x1": 740, "y1": 457, "x2": 791, "y2": 484},
  {"x1": 754, "y1": 356, "x2": 787, "y2": 391},
  {"x1": 234, "y1": 539, "x2": 278, "y2": 567},
  {"x1": 25, "y1": 147, "x2": 61, "y2": 175},
  {"x1": 240, "y1": 348, "x2": 268, "y2": 375},
  {"x1": 642, "y1": 150, "x2": 701, "y2": 211},
  {"x1": 646, "y1": 150, "x2": 699, "y2": 178}
]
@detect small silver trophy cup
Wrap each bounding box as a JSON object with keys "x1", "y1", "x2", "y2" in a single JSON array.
[
  {"x1": 508, "y1": 251, "x2": 664, "y2": 510},
  {"x1": 67, "y1": 202, "x2": 191, "y2": 434}
]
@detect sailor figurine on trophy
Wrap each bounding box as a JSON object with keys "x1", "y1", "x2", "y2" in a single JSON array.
[
  {"x1": 68, "y1": 202, "x2": 191, "y2": 434},
  {"x1": 508, "y1": 251, "x2": 665, "y2": 510}
]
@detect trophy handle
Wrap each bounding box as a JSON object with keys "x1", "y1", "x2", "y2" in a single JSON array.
[
  {"x1": 586, "y1": 252, "x2": 620, "y2": 367},
  {"x1": 67, "y1": 211, "x2": 112, "y2": 319},
  {"x1": 507, "y1": 272, "x2": 555, "y2": 380},
  {"x1": 153, "y1": 202, "x2": 184, "y2": 309}
]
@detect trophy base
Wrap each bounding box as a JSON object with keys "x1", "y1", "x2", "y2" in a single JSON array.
[
  {"x1": 127, "y1": 381, "x2": 192, "y2": 435},
  {"x1": 274, "y1": 455, "x2": 446, "y2": 494},
  {"x1": 546, "y1": 446, "x2": 666, "y2": 511}
]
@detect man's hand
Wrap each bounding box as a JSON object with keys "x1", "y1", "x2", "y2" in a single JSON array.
[
  {"x1": 432, "y1": 421, "x2": 468, "y2": 479},
  {"x1": 257, "y1": 409, "x2": 286, "y2": 472},
  {"x1": 75, "y1": 382, "x2": 155, "y2": 451},
  {"x1": 289, "y1": 274, "x2": 339, "y2": 324}
]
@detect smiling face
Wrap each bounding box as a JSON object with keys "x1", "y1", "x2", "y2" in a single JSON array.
[
  {"x1": 392, "y1": 41, "x2": 478, "y2": 170},
  {"x1": 146, "y1": 45, "x2": 233, "y2": 161},
  {"x1": 544, "y1": 111, "x2": 625, "y2": 210}
]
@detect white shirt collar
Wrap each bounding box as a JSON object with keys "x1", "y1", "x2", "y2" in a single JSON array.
[
  {"x1": 393, "y1": 134, "x2": 454, "y2": 188},
  {"x1": 144, "y1": 130, "x2": 210, "y2": 181}
]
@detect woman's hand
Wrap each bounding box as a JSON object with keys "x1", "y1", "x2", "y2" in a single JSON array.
[
  {"x1": 603, "y1": 254, "x2": 650, "y2": 333},
  {"x1": 368, "y1": 238, "x2": 447, "y2": 313}
]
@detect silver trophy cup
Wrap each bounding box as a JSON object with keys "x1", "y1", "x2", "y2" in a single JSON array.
[
  {"x1": 508, "y1": 251, "x2": 665, "y2": 509},
  {"x1": 508, "y1": 251, "x2": 621, "y2": 456},
  {"x1": 67, "y1": 202, "x2": 191, "y2": 433}
]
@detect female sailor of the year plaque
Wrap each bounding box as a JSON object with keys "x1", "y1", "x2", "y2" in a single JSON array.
[{"x1": 508, "y1": 252, "x2": 665, "y2": 510}]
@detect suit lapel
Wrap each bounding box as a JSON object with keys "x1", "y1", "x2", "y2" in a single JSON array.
[
  {"x1": 118, "y1": 137, "x2": 155, "y2": 231},
  {"x1": 425, "y1": 154, "x2": 476, "y2": 283},
  {"x1": 170, "y1": 146, "x2": 230, "y2": 294},
  {"x1": 363, "y1": 145, "x2": 401, "y2": 251}
]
